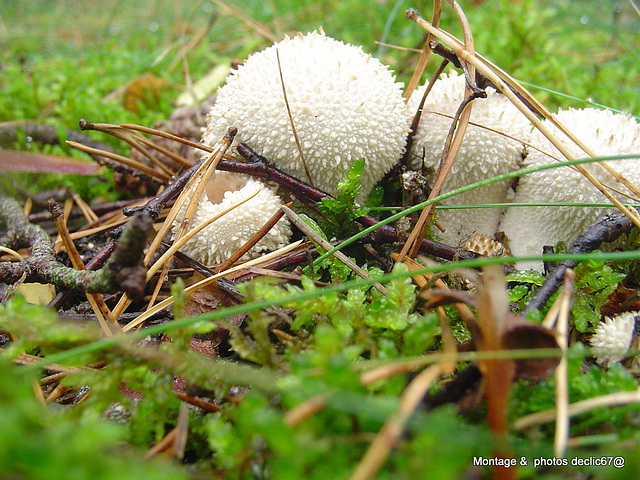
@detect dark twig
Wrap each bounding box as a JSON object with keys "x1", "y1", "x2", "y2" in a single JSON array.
[
  {"x1": 398, "y1": 85, "x2": 487, "y2": 261},
  {"x1": 72, "y1": 122, "x2": 479, "y2": 262},
  {"x1": 28, "y1": 198, "x2": 144, "y2": 223},
  {"x1": 233, "y1": 144, "x2": 479, "y2": 262},
  {"x1": 122, "y1": 158, "x2": 205, "y2": 220},
  {"x1": 167, "y1": 247, "x2": 245, "y2": 300},
  {"x1": 0, "y1": 196, "x2": 152, "y2": 300},
  {"x1": 429, "y1": 40, "x2": 546, "y2": 118},
  {"x1": 48, "y1": 237, "x2": 119, "y2": 310},
  {"x1": 524, "y1": 210, "x2": 637, "y2": 313},
  {"x1": 59, "y1": 309, "x2": 173, "y2": 325},
  {"x1": 429, "y1": 40, "x2": 462, "y2": 69}
]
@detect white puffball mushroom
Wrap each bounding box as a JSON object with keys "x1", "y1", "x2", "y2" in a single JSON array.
[
  {"x1": 498, "y1": 108, "x2": 640, "y2": 271},
  {"x1": 201, "y1": 30, "x2": 410, "y2": 201},
  {"x1": 406, "y1": 71, "x2": 530, "y2": 246},
  {"x1": 589, "y1": 311, "x2": 639, "y2": 368},
  {"x1": 175, "y1": 172, "x2": 292, "y2": 265}
]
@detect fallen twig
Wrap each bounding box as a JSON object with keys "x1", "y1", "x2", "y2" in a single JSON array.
[
  {"x1": 0, "y1": 195, "x2": 152, "y2": 301},
  {"x1": 524, "y1": 209, "x2": 637, "y2": 313}
]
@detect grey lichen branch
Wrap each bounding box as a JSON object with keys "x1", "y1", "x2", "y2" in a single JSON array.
[{"x1": 0, "y1": 196, "x2": 152, "y2": 301}]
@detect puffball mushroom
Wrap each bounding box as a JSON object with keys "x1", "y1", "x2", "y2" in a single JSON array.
[
  {"x1": 498, "y1": 108, "x2": 640, "y2": 271},
  {"x1": 589, "y1": 311, "x2": 639, "y2": 368},
  {"x1": 175, "y1": 172, "x2": 292, "y2": 265},
  {"x1": 201, "y1": 30, "x2": 410, "y2": 201},
  {"x1": 406, "y1": 71, "x2": 530, "y2": 246}
]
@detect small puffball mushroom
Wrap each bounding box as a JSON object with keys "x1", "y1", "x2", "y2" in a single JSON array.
[
  {"x1": 498, "y1": 108, "x2": 640, "y2": 271},
  {"x1": 174, "y1": 172, "x2": 292, "y2": 265},
  {"x1": 589, "y1": 311, "x2": 639, "y2": 368},
  {"x1": 201, "y1": 30, "x2": 410, "y2": 201},
  {"x1": 406, "y1": 71, "x2": 530, "y2": 246}
]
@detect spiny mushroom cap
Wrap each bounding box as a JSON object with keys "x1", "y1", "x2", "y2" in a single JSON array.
[
  {"x1": 589, "y1": 311, "x2": 639, "y2": 367},
  {"x1": 175, "y1": 172, "x2": 292, "y2": 265},
  {"x1": 201, "y1": 30, "x2": 410, "y2": 201},
  {"x1": 406, "y1": 71, "x2": 530, "y2": 246},
  {"x1": 498, "y1": 108, "x2": 640, "y2": 271}
]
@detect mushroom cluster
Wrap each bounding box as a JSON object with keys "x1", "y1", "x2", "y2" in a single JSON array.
[
  {"x1": 183, "y1": 32, "x2": 638, "y2": 271},
  {"x1": 406, "y1": 71, "x2": 531, "y2": 246},
  {"x1": 498, "y1": 108, "x2": 640, "y2": 271},
  {"x1": 407, "y1": 72, "x2": 639, "y2": 271},
  {"x1": 177, "y1": 30, "x2": 413, "y2": 265},
  {"x1": 201, "y1": 29, "x2": 410, "y2": 201}
]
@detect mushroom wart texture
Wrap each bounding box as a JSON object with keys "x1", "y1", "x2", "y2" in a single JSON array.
[
  {"x1": 498, "y1": 108, "x2": 640, "y2": 271},
  {"x1": 406, "y1": 71, "x2": 530, "y2": 246},
  {"x1": 589, "y1": 311, "x2": 639, "y2": 368},
  {"x1": 174, "y1": 172, "x2": 292, "y2": 265},
  {"x1": 201, "y1": 30, "x2": 410, "y2": 200}
]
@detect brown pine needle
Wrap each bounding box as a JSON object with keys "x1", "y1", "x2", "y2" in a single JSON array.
[
  {"x1": 285, "y1": 393, "x2": 330, "y2": 426},
  {"x1": 374, "y1": 41, "x2": 423, "y2": 53},
  {"x1": 45, "y1": 383, "x2": 67, "y2": 404},
  {"x1": 49, "y1": 200, "x2": 119, "y2": 336},
  {"x1": 54, "y1": 217, "x2": 130, "y2": 244},
  {"x1": 349, "y1": 363, "x2": 450, "y2": 480},
  {"x1": 399, "y1": 1, "x2": 478, "y2": 261},
  {"x1": 215, "y1": 202, "x2": 290, "y2": 273},
  {"x1": 120, "y1": 123, "x2": 214, "y2": 157},
  {"x1": 148, "y1": 184, "x2": 260, "y2": 282},
  {"x1": 66, "y1": 140, "x2": 169, "y2": 182},
  {"x1": 32, "y1": 381, "x2": 47, "y2": 407},
  {"x1": 70, "y1": 190, "x2": 98, "y2": 224},
  {"x1": 114, "y1": 131, "x2": 236, "y2": 324},
  {"x1": 121, "y1": 240, "x2": 302, "y2": 332},
  {"x1": 145, "y1": 427, "x2": 178, "y2": 459},
  {"x1": 514, "y1": 388, "x2": 640, "y2": 431},
  {"x1": 404, "y1": 0, "x2": 441, "y2": 101},
  {"x1": 137, "y1": 183, "x2": 261, "y2": 320},
  {"x1": 82, "y1": 122, "x2": 175, "y2": 177},
  {"x1": 212, "y1": 0, "x2": 279, "y2": 43},
  {"x1": 546, "y1": 270, "x2": 575, "y2": 458},
  {"x1": 125, "y1": 130, "x2": 195, "y2": 170},
  {"x1": 120, "y1": 123, "x2": 215, "y2": 154},
  {"x1": 398, "y1": 92, "x2": 476, "y2": 260},
  {"x1": 276, "y1": 49, "x2": 314, "y2": 187},
  {"x1": 172, "y1": 403, "x2": 190, "y2": 460}
]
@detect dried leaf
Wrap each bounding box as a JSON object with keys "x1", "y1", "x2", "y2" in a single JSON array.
[
  {"x1": 600, "y1": 283, "x2": 640, "y2": 317},
  {"x1": 423, "y1": 284, "x2": 559, "y2": 380},
  {"x1": 502, "y1": 318, "x2": 559, "y2": 379},
  {"x1": 0, "y1": 150, "x2": 99, "y2": 175},
  {"x1": 110, "y1": 73, "x2": 172, "y2": 114},
  {"x1": 183, "y1": 282, "x2": 237, "y2": 317},
  {"x1": 182, "y1": 282, "x2": 243, "y2": 358},
  {"x1": 16, "y1": 282, "x2": 56, "y2": 305}
]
